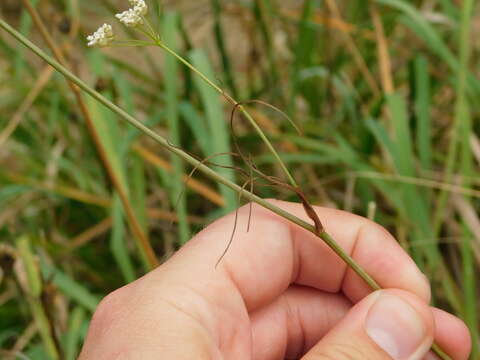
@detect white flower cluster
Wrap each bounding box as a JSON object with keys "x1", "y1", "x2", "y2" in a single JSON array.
[
  {"x1": 86, "y1": 23, "x2": 114, "y2": 47},
  {"x1": 116, "y1": 0, "x2": 148, "y2": 28}
]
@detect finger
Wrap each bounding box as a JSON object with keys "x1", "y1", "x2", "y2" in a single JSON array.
[
  {"x1": 269, "y1": 201, "x2": 431, "y2": 303},
  {"x1": 156, "y1": 200, "x2": 430, "y2": 313},
  {"x1": 302, "y1": 289, "x2": 435, "y2": 360},
  {"x1": 424, "y1": 308, "x2": 471, "y2": 360},
  {"x1": 250, "y1": 286, "x2": 351, "y2": 360},
  {"x1": 250, "y1": 288, "x2": 471, "y2": 360}
]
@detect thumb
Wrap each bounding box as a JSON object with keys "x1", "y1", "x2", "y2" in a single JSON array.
[{"x1": 302, "y1": 289, "x2": 435, "y2": 360}]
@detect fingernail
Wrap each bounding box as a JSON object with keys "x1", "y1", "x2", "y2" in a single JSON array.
[{"x1": 365, "y1": 294, "x2": 426, "y2": 359}]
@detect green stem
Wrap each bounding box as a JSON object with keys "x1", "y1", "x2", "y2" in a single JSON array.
[
  {"x1": 141, "y1": 17, "x2": 158, "y2": 40},
  {"x1": 321, "y1": 231, "x2": 379, "y2": 289},
  {"x1": 0, "y1": 16, "x2": 363, "y2": 290},
  {"x1": 157, "y1": 41, "x2": 298, "y2": 187},
  {"x1": 146, "y1": 20, "x2": 293, "y2": 184},
  {"x1": 136, "y1": 23, "x2": 157, "y2": 42},
  {"x1": 0, "y1": 18, "x2": 448, "y2": 359},
  {"x1": 111, "y1": 40, "x2": 157, "y2": 46}
]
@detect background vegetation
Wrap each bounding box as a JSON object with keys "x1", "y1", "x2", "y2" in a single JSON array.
[{"x1": 0, "y1": 0, "x2": 479, "y2": 358}]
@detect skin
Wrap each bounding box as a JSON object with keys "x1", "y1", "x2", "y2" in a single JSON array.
[{"x1": 79, "y1": 200, "x2": 471, "y2": 359}]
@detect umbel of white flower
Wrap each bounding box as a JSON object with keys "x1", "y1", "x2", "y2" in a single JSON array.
[
  {"x1": 116, "y1": 0, "x2": 148, "y2": 28},
  {"x1": 86, "y1": 24, "x2": 114, "y2": 47}
]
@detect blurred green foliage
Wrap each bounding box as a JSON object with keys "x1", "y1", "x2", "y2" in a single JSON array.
[{"x1": 0, "y1": 0, "x2": 479, "y2": 358}]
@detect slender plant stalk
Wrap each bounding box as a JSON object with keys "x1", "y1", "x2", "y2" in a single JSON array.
[
  {"x1": 0, "y1": 16, "x2": 373, "y2": 289},
  {"x1": 20, "y1": 0, "x2": 159, "y2": 270},
  {"x1": 157, "y1": 42, "x2": 298, "y2": 187},
  {"x1": 0, "y1": 17, "x2": 449, "y2": 360}
]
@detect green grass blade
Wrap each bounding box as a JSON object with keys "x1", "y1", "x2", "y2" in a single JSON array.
[
  {"x1": 288, "y1": 0, "x2": 316, "y2": 114},
  {"x1": 364, "y1": 117, "x2": 398, "y2": 163},
  {"x1": 413, "y1": 56, "x2": 432, "y2": 170},
  {"x1": 456, "y1": 0, "x2": 479, "y2": 354},
  {"x1": 65, "y1": 307, "x2": 86, "y2": 360},
  {"x1": 379, "y1": 95, "x2": 460, "y2": 311},
  {"x1": 131, "y1": 155, "x2": 148, "y2": 233},
  {"x1": 163, "y1": 12, "x2": 191, "y2": 243},
  {"x1": 189, "y1": 49, "x2": 236, "y2": 212},
  {"x1": 179, "y1": 101, "x2": 213, "y2": 155},
  {"x1": 85, "y1": 94, "x2": 150, "y2": 270},
  {"x1": 13, "y1": 0, "x2": 39, "y2": 80},
  {"x1": 376, "y1": 0, "x2": 480, "y2": 96},
  {"x1": 16, "y1": 236, "x2": 42, "y2": 297},
  {"x1": 16, "y1": 236, "x2": 59, "y2": 360},
  {"x1": 210, "y1": 0, "x2": 238, "y2": 98},
  {"x1": 111, "y1": 194, "x2": 136, "y2": 283},
  {"x1": 438, "y1": 0, "x2": 460, "y2": 19},
  {"x1": 40, "y1": 261, "x2": 100, "y2": 312},
  {"x1": 113, "y1": 71, "x2": 149, "y2": 237},
  {"x1": 385, "y1": 94, "x2": 415, "y2": 176},
  {"x1": 252, "y1": 0, "x2": 284, "y2": 102},
  {"x1": 375, "y1": 0, "x2": 456, "y2": 69}
]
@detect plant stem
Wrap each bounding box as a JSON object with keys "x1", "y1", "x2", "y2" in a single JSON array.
[
  {"x1": 157, "y1": 41, "x2": 298, "y2": 187},
  {"x1": 111, "y1": 40, "x2": 157, "y2": 46},
  {"x1": 0, "y1": 18, "x2": 449, "y2": 360},
  {"x1": 144, "y1": 16, "x2": 294, "y2": 185},
  {"x1": 0, "y1": 16, "x2": 366, "y2": 290}
]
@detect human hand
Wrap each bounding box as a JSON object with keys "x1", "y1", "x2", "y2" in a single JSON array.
[{"x1": 79, "y1": 201, "x2": 471, "y2": 359}]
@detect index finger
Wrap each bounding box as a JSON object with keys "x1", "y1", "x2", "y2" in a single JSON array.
[{"x1": 152, "y1": 200, "x2": 430, "y2": 312}]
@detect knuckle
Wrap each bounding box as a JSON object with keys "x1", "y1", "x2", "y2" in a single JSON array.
[
  {"x1": 90, "y1": 288, "x2": 129, "y2": 334},
  {"x1": 359, "y1": 218, "x2": 393, "y2": 241}
]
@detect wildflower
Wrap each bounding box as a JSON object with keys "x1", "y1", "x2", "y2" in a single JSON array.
[
  {"x1": 86, "y1": 24, "x2": 114, "y2": 47},
  {"x1": 133, "y1": 0, "x2": 148, "y2": 16},
  {"x1": 116, "y1": 9, "x2": 143, "y2": 27},
  {"x1": 116, "y1": 0, "x2": 148, "y2": 28}
]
